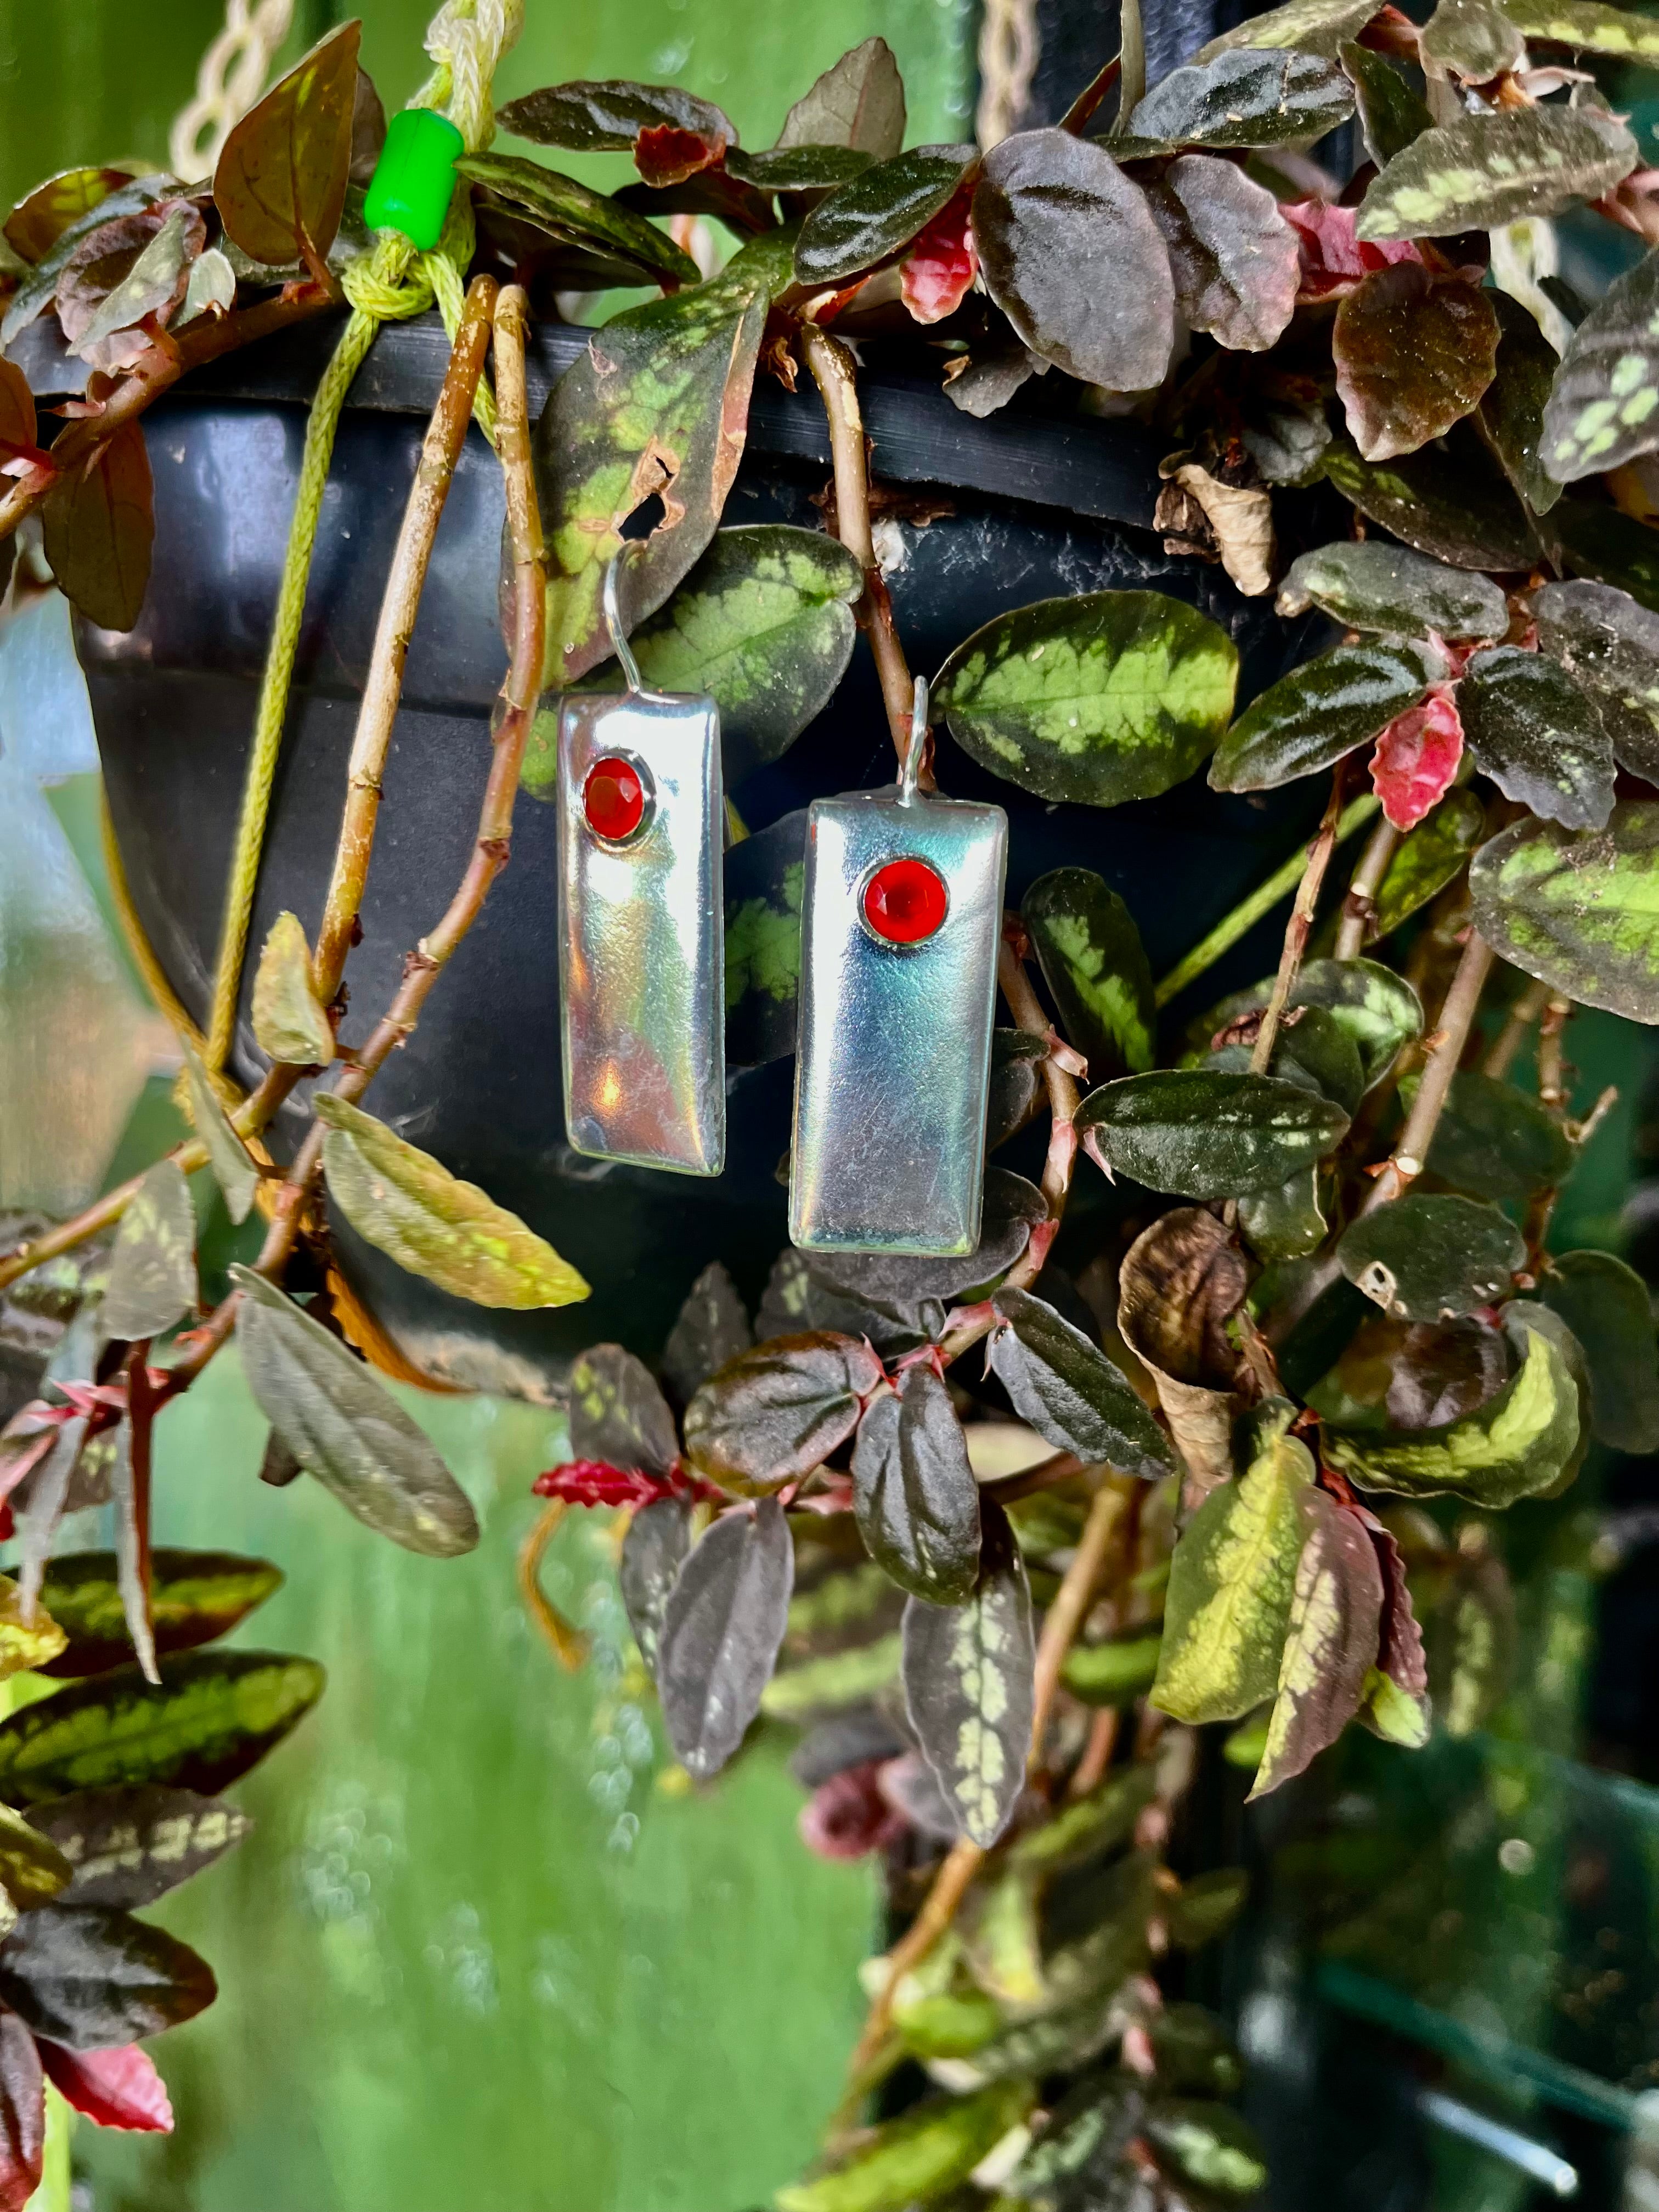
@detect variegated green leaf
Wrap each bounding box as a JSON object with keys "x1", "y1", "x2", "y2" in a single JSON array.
[
  {"x1": 775, "y1": 2083, "x2": 1030, "y2": 2212},
  {"x1": 1533, "y1": 579, "x2": 1659, "y2": 781},
  {"x1": 1340, "y1": 41, "x2": 1433, "y2": 167},
  {"x1": 1506, "y1": 0, "x2": 1659, "y2": 57},
  {"x1": 251, "y1": 910, "x2": 333, "y2": 1068},
  {"x1": 102, "y1": 1159, "x2": 196, "y2": 1342},
  {"x1": 1458, "y1": 646, "x2": 1615, "y2": 830},
  {"x1": 1482, "y1": 289, "x2": 1565, "y2": 516},
  {"x1": 1321, "y1": 1307, "x2": 1583, "y2": 1505},
  {"x1": 1153, "y1": 1415, "x2": 1313, "y2": 1724},
  {"x1": 1276, "y1": 540, "x2": 1508, "y2": 641},
  {"x1": 934, "y1": 589, "x2": 1239, "y2": 807},
  {"x1": 1209, "y1": 640, "x2": 1437, "y2": 792},
  {"x1": 1542, "y1": 245, "x2": 1659, "y2": 484},
  {"x1": 1199, "y1": 0, "x2": 1382, "y2": 59},
  {"x1": 1079, "y1": 1069, "x2": 1349, "y2": 1198},
  {"x1": 1338, "y1": 1195, "x2": 1524, "y2": 1321},
  {"x1": 901, "y1": 1497, "x2": 1035, "y2": 1847},
  {"x1": 1022, "y1": 866, "x2": 1155, "y2": 1077},
  {"x1": 1372, "y1": 787, "x2": 1486, "y2": 937},
  {"x1": 1194, "y1": 957, "x2": 1423, "y2": 1090},
  {"x1": 1323, "y1": 427, "x2": 1539, "y2": 571},
  {"x1": 1419, "y1": 0, "x2": 1525, "y2": 79},
  {"x1": 1356, "y1": 106, "x2": 1636, "y2": 241},
  {"x1": 315, "y1": 1094, "x2": 589, "y2": 1310},
  {"x1": 1469, "y1": 800, "x2": 1659, "y2": 1022}
]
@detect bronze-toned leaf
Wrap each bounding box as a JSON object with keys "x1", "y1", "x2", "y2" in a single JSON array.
[
  {"x1": 1119, "y1": 1208, "x2": 1245, "y2": 1506},
  {"x1": 618, "y1": 1498, "x2": 692, "y2": 1676},
  {"x1": 212, "y1": 22, "x2": 361, "y2": 270},
  {"x1": 683, "y1": 1331, "x2": 883, "y2": 1496},
  {"x1": 0, "y1": 1906, "x2": 215, "y2": 2051},
  {"x1": 37, "y1": 1550, "x2": 283, "y2": 1679},
  {"x1": 251, "y1": 910, "x2": 333, "y2": 1067},
  {"x1": 4, "y1": 168, "x2": 131, "y2": 265},
  {"x1": 497, "y1": 80, "x2": 733, "y2": 157},
  {"x1": 1145, "y1": 155, "x2": 1299, "y2": 353},
  {"x1": 775, "y1": 38, "x2": 906, "y2": 157},
  {"x1": 41, "y1": 419, "x2": 153, "y2": 634},
  {"x1": 1333, "y1": 266, "x2": 1499, "y2": 462},
  {"x1": 0, "y1": 2008, "x2": 43, "y2": 2212},
  {"x1": 1250, "y1": 1488, "x2": 1384, "y2": 1797},
  {"x1": 989, "y1": 1288, "x2": 1175, "y2": 1477},
  {"x1": 661, "y1": 1262, "x2": 753, "y2": 1404},
  {"x1": 657, "y1": 1498, "x2": 793, "y2": 1779},
  {"x1": 568, "y1": 1343, "x2": 679, "y2": 1475},
  {"x1": 850, "y1": 1365, "x2": 981, "y2": 1604},
  {"x1": 974, "y1": 129, "x2": 1175, "y2": 391}
]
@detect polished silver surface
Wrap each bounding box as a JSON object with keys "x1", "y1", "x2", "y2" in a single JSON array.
[
  {"x1": 791, "y1": 783, "x2": 1007, "y2": 1254},
  {"x1": 556, "y1": 690, "x2": 725, "y2": 1175}
]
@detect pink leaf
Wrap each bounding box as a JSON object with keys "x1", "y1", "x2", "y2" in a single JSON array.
[
  {"x1": 0, "y1": 2014, "x2": 42, "y2": 2211},
  {"x1": 1370, "y1": 684, "x2": 1464, "y2": 831},
  {"x1": 798, "y1": 1761, "x2": 909, "y2": 1861},
  {"x1": 37, "y1": 2041, "x2": 172, "y2": 2134},
  {"x1": 900, "y1": 188, "x2": 977, "y2": 324},
  {"x1": 1283, "y1": 200, "x2": 1422, "y2": 301}
]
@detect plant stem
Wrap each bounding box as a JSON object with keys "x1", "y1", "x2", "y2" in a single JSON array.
[
  {"x1": 0, "y1": 284, "x2": 336, "y2": 548},
  {"x1": 517, "y1": 1499, "x2": 591, "y2": 1670},
  {"x1": 1333, "y1": 812, "x2": 1400, "y2": 961},
  {"x1": 1483, "y1": 978, "x2": 1549, "y2": 1081},
  {"x1": 1250, "y1": 765, "x2": 1349, "y2": 1076},
  {"x1": 798, "y1": 321, "x2": 927, "y2": 780},
  {"x1": 163, "y1": 285, "x2": 545, "y2": 1388},
  {"x1": 1362, "y1": 928, "x2": 1495, "y2": 1214},
  {"x1": 313, "y1": 276, "x2": 499, "y2": 1000},
  {"x1": 1153, "y1": 795, "x2": 1379, "y2": 1010},
  {"x1": 1538, "y1": 994, "x2": 1572, "y2": 1110}
]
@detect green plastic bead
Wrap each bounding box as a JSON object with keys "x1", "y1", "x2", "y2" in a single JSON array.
[{"x1": 363, "y1": 109, "x2": 465, "y2": 251}]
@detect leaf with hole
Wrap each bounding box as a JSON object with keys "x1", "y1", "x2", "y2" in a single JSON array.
[
  {"x1": 179, "y1": 1042, "x2": 257, "y2": 1226},
  {"x1": 29, "y1": 1786, "x2": 249, "y2": 1911},
  {"x1": 1199, "y1": 0, "x2": 1384, "y2": 58},
  {"x1": 1533, "y1": 579, "x2": 1659, "y2": 781},
  {"x1": 989, "y1": 1287, "x2": 1175, "y2": 1477},
  {"x1": 0, "y1": 1648, "x2": 322, "y2": 1803},
  {"x1": 1357, "y1": 106, "x2": 1636, "y2": 241},
  {"x1": 1477, "y1": 805, "x2": 1659, "y2": 1017},
  {"x1": 38, "y1": 1549, "x2": 282, "y2": 1680},
  {"x1": 617, "y1": 1498, "x2": 692, "y2": 1678},
  {"x1": 251, "y1": 910, "x2": 332, "y2": 1066},
  {"x1": 1323, "y1": 426, "x2": 1539, "y2": 571},
  {"x1": 850, "y1": 1365, "x2": 981, "y2": 1605},
  {"x1": 100, "y1": 1159, "x2": 194, "y2": 1344},
  {"x1": 794, "y1": 144, "x2": 977, "y2": 286},
  {"x1": 1080, "y1": 1069, "x2": 1348, "y2": 1198},
  {"x1": 41, "y1": 417, "x2": 153, "y2": 634},
  {"x1": 1338, "y1": 1195, "x2": 1524, "y2": 1321},
  {"x1": 316, "y1": 1094, "x2": 589, "y2": 1311},
  {"x1": 1537, "y1": 1250, "x2": 1659, "y2": 1453},
  {"x1": 683, "y1": 1331, "x2": 883, "y2": 1496},
  {"x1": 1023, "y1": 867, "x2": 1155, "y2": 1079},
  {"x1": 901, "y1": 1497, "x2": 1035, "y2": 1847},
  {"x1": 934, "y1": 589, "x2": 1238, "y2": 807},
  {"x1": 1458, "y1": 645, "x2": 1616, "y2": 830},
  {"x1": 212, "y1": 21, "x2": 359, "y2": 270},
  {"x1": 1153, "y1": 1418, "x2": 1313, "y2": 1723},
  {"x1": 455, "y1": 153, "x2": 701, "y2": 290},
  {"x1": 1209, "y1": 640, "x2": 1437, "y2": 793},
  {"x1": 568, "y1": 1342, "x2": 679, "y2": 1476},
  {"x1": 1333, "y1": 267, "x2": 1499, "y2": 461},
  {"x1": 1119, "y1": 48, "x2": 1354, "y2": 155},
  {"x1": 775, "y1": 38, "x2": 907, "y2": 157},
  {"x1": 1323, "y1": 1306, "x2": 1583, "y2": 1504},
  {"x1": 1144, "y1": 155, "x2": 1299, "y2": 353},
  {"x1": 233, "y1": 1267, "x2": 477, "y2": 1557},
  {"x1": 656, "y1": 1498, "x2": 792, "y2": 1780},
  {"x1": 534, "y1": 231, "x2": 791, "y2": 688},
  {"x1": 1481, "y1": 289, "x2": 1564, "y2": 516},
  {"x1": 1341, "y1": 42, "x2": 1433, "y2": 167},
  {"x1": 974, "y1": 129, "x2": 1175, "y2": 391},
  {"x1": 1373, "y1": 786, "x2": 1486, "y2": 937}
]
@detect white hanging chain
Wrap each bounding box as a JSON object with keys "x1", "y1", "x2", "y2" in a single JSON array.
[{"x1": 169, "y1": 0, "x2": 297, "y2": 182}]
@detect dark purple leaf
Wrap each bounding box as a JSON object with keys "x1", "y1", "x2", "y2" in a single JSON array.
[
  {"x1": 1145, "y1": 155, "x2": 1298, "y2": 353},
  {"x1": 682, "y1": 1331, "x2": 883, "y2": 1496},
  {"x1": 656, "y1": 1500, "x2": 794, "y2": 1779},
  {"x1": 0, "y1": 2010, "x2": 41, "y2": 2212},
  {"x1": 568, "y1": 1344, "x2": 678, "y2": 1476},
  {"x1": 794, "y1": 144, "x2": 977, "y2": 287},
  {"x1": 850, "y1": 1365, "x2": 981, "y2": 1604},
  {"x1": 618, "y1": 1497, "x2": 693, "y2": 1676},
  {"x1": 989, "y1": 1289, "x2": 1174, "y2": 1477},
  {"x1": 1458, "y1": 645, "x2": 1615, "y2": 830}
]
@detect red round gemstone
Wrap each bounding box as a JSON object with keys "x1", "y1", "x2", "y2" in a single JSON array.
[
  {"x1": 863, "y1": 856, "x2": 949, "y2": 945},
  {"x1": 584, "y1": 755, "x2": 647, "y2": 842}
]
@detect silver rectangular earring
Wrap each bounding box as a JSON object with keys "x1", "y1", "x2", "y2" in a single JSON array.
[
  {"x1": 789, "y1": 679, "x2": 1007, "y2": 1255},
  {"x1": 556, "y1": 551, "x2": 726, "y2": 1177}
]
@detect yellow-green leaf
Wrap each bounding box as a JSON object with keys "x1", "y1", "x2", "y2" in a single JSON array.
[
  {"x1": 315, "y1": 1094, "x2": 589, "y2": 1310},
  {"x1": 1505, "y1": 0, "x2": 1659, "y2": 55},
  {"x1": 251, "y1": 910, "x2": 333, "y2": 1066},
  {"x1": 0, "y1": 1576, "x2": 66, "y2": 1680},
  {"x1": 1250, "y1": 1487, "x2": 1383, "y2": 1797},
  {"x1": 775, "y1": 2083, "x2": 1030, "y2": 2212}
]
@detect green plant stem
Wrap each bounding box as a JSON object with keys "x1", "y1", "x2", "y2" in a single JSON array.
[
  {"x1": 1334, "y1": 812, "x2": 1400, "y2": 961},
  {"x1": 1154, "y1": 794, "x2": 1379, "y2": 1010},
  {"x1": 162, "y1": 285, "x2": 545, "y2": 1393},
  {"x1": 1250, "y1": 764, "x2": 1350, "y2": 1077},
  {"x1": 312, "y1": 275, "x2": 499, "y2": 1001}
]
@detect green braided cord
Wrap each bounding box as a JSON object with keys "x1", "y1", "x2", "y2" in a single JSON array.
[{"x1": 204, "y1": 233, "x2": 432, "y2": 1070}]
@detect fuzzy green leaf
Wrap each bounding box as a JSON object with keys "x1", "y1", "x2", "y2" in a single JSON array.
[
  {"x1": 0, "y1": 1803, "x2": 71, "y2": 1912},
  {"x1": 1062, "y1": 1631, "x2": 1165, "y2": 1705},
  {"x1": 1372, "y1": 787, "x2": 1486, "y2": 937},
  {"x1": 1458, "y1": 645, "x2": 1615, "y2": 830},
  {"x1": 1023, "y1": 866, "x2": 1155, "y2": 1078},
  {"x1": 1533, "y1": 578, "x2": 1659, "y2": 780},
  {"x1": 1470, "y1": 800, "x2": 1659, "y2": 1022},
  {"x1": 851, "y1": 1365, "x2": 981, "y2": 1605},
  {"x1": 1537, "y1": 1249, "x2": 1659, "y2": 1453},
  {"x1": 251, "y1": 910, "x2": 333, "y2": 1067},
  {"x1": 1322, "y1": 426, "x2": 1539, "y2": 571},
  {"x1": 1153, "y1": 1420, "x2": 1314, "y2": 1723},
  {"x1": 934, "y1": 589, "x2": 1238, "y2": 807},
  {"x1": 1209, "y1": 640, "x2": 1436, "y2": 793},
  {"x1": 1356, "y1": 106, "x2": 1636, "y2": 241},
  {"x1": 1338, "y1": 1195, "x2": 1524, "y2": 1321},
  {"x1": 232, "y1": 1267, "x2": 478, "y2": 1556},
  {"x1": 1119, "y1": 48, "x2": 1354, "y2": 156},
  {"x1": 794, "y1": 143, "x2": 975, "y2": 285},
  {"x1": 1079, "y1": 1069, "x2": 1349, "y2": 1198},
  {"x1": 0, "y1": 1649, "x2": 324, "y2": 1802},
  {"x1": 1144, "y1": 2100, "x2": 1270, "y2": 2200},
  {"x1": 1322, "y1": 1307, "x2": 1583, "y2": 1505},
  {"x1": 101, "y1": 1159, "x2": 195, "y2": 1343},
  {"x1": 775, "y1": 2083, "x2": 1030, "y2": 2212},
  {"x1": 1197, "y1": 957, "x2": 1423, "y2": 1090},
  {"x1": 315, "y1": 1093, "x2": 589, "y2": 1310},
  {"x1": 901, "y1": 1497, "x2": 1036, "y2": 1847},
  {"x1": 1277, "y1": 540, "x2": 1506, "y2": 640},
  {"x1": 1417, "y1": 1065, "x2": 1576, "y2": 1199}
]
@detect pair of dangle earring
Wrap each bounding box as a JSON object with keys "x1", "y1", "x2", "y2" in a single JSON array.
[{"x1": 555, "y1": 557, "x2": 1008, "y2": 1257}]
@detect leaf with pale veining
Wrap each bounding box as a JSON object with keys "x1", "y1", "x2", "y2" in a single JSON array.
[
  {"x1": 567, "y1": 1343, "x2": 679, "y2": 1474},
  {"x1": 1022, "y1": 867, "x2": 1155, "y2": 1078},
  {"x1": 0, "y1": 1906, "x2": 215, "y2": 2051},
  {"x1": 101, "y1": 1160, "x2": 195, "y2": 1343},
  {"x1": 1544, "y1": 246, "x2": 1659, "y2": 485},
  {"x1": 1277, "y1": 539, "x2": 1508, "y2": 640},
  {"x1": 657, "y1": 1498, "x2": 793, "y2": 1779},
  {"x1": 1251, "y1": 1489, "x2": 1384, "y2": 1797},
  {"x1": 1356, "y1": 106, "x2": 1636, "y2": 241},
  {"x1": 1458, "y1": 645, "x2": 1615, "y2": 830},
  {"x1": 794, "y1": 144, "x2": 977, "y2": 286},
  {"x1": 618, "y1": 1499, "x2": 692, "y2": 1677},
  {"x1": 1420, "y1": 0, "x2": 1525, "y2": 78},
  {"x1": 1209, "y1": 640, "x2": 1437, "y2": 792},
  {"x1": 683, "y1": 1331, "x2": 883, "y2": 1496},
  {"x1": 1506, "y1": 0, "x2": 1659, "y2": 53},
  {"x1": 30, "y1": 1786, "x2": 248, "y2": 1909},
  {"x1": 1533, "y1": 579, "x2": 1659, "y2": 780},
  {"x1": 40, "y1": 1550, "x2": 280, "y2": 1679},
  {"x1": 213, "y1": 21, "x2": 359, "y2": 269},
  {"x1": 1373, "y1": 787, "x2": 1486, "y2": 938}
]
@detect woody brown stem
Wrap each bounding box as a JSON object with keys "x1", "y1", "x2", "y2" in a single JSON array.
[
  {"x1": 313, "y1": 276, "x2": 499, "y2": 999},
  {"x1": 1362, "y1": 928, "x2": 1495, "y2": 1215},
  {"x1": 1251, "y1": 764, "x2": 1350, "y2": 1076},
  {"x1": 163, "y1": 287, "x2": 545, "y2": 1389},
  {"x1": 1538, "y1": 994, "x2": 1572, "y2": 1110},
  {"x1": 1482, "y1": 978, "x2": 1549, "y2": 1081},
  {"x1": 798, "y1": 321, "x2": 928, "y2": 781},
  {"x1": 1333, "y1": 813, "x2": 1400, "y2": 961}
]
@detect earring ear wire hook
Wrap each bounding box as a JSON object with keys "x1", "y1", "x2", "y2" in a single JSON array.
[
  {"x1": 898, "y1": 675, "x2": 929, "y2": 804},
  {"x1": 602, "y1": 542, "x2": 647, "y2": 696}
]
